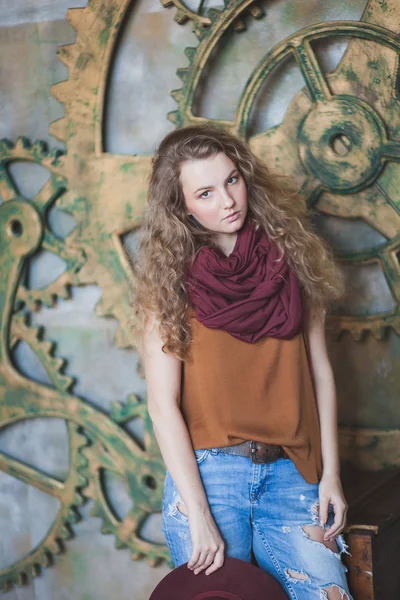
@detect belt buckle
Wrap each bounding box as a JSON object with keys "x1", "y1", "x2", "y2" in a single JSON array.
[{"x1": 250, "y1": 441, "x2": 280, "y2": 464}]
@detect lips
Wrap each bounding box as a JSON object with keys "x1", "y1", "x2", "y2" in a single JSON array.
[{"x1": 224, "y1": 211, "x2": 239, "y2": 220}]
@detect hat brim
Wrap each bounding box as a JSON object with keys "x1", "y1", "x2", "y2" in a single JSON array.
[{"x1": 149, "y1": 556, "x2": 288, "y2": 600}]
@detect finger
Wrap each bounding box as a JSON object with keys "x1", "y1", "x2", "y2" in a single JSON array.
[
  {"x1": 319, "y1": 498, "x2": 329, "y2": 526},
  {"x1": 187, "y1": 550, "x2": 202, "y2": 570},
  {"x1": 205, "y1": 548, "x2": 225, "y2": 575},
  {"x1": 194, "y1": 551, "x2": 214, "y2": 574},
  {"x1": 193, "y1": 550, "x2": 211, "y2": 573},
  {"x1": 324, "y1": 510, "x2": 346, "y2": 540}
]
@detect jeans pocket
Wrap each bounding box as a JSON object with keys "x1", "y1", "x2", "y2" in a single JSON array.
[{"x1": 194, "y1": 448, "x2": 211, "y2": 464}]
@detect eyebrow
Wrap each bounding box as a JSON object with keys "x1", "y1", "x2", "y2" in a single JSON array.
[{"x1": 193, "y1": 169, "x2": 238, "y2": 195}]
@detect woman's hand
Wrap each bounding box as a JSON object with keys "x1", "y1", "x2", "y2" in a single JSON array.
[
  {"x1": 318, "y1": 474, "x2": 348, "y2": 542},
  {"x1": 186, "y1": 508, "x2": 225, "y2": 575}
]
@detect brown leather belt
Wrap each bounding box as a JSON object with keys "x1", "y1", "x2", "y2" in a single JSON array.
[{"x1": 215, "y1": 440, "x2": 289, "y2": 464}]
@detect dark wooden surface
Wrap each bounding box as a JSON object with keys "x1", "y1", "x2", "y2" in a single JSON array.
[{"x1": 341, "y1": 464, "x2": 400, "y2": 600}]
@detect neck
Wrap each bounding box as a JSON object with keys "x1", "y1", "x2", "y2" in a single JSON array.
[{"x1": 216, "y1": 232, "x2": 238, "y2": 257}]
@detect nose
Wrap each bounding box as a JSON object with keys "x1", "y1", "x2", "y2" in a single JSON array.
[{"x1": 220, "y1": 187, "x2": 235, "y2": 210}]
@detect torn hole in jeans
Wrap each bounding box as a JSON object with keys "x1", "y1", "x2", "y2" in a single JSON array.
[
  {"x1": 167, "y1": 493, "x2": 189, "y2": 521},
  {"x1": 177, "y1": 501, "x2": 189, "y2": 516},
  {"x1": 302, "y1": 524, "x2": 340, "y2": 554},
  {"x1": 320, "y1": 584, "x2": 352, "y2": 599},
  {"x1": 285, "y1": 567, "x2": 311, "y2": 584}
]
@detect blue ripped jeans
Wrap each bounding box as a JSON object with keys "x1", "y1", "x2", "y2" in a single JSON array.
[{"x1": 161, "y1": 446, "x2": 352, "y2": 600}]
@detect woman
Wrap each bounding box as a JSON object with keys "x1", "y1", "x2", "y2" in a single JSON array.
[{"x1": 129, "y1": 124, "x2": 352, "y2": 600}]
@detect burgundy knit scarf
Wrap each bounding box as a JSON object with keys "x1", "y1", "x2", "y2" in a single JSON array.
[{"x1": 185, "y1": 219, "x2": 303, "y2": 343}]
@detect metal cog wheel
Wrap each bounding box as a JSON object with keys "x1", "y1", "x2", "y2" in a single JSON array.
[
  {"x1": 81, "y1": 394, "x2": 173, "y2": 569},
  {"x1": 160, "y1": 0, "x2": 264, "y2": 33},
  {"x1": 0, "y1": 137, "x2": 86, "y2": 312},
  {"x1": 0, "y1": 311, "x2": 88, "y2": 592},
  {"x1": 167, "y1": 1, "x2": 400, "y2": 340},
  {"x1": 0, "y1": 133, "x2": 170, "y2": 577}
]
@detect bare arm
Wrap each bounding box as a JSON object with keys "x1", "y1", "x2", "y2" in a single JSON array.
[
  {"x1": 141, "y1": 315, "x2": 225, "y2": 574},
  {"x1": 305, "y1": 307, "x2": 348, "y2": 540}
]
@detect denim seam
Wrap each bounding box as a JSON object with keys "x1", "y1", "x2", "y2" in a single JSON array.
[
  {"x1": 163, "y1": 522, "x2": 180, "y2": 567},
  {"x1": 253, "y1": 521, "x2": 297, "y2": 600}
]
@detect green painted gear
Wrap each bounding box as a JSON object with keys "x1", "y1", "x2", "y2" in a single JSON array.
[
  {"x1": 0, "y1": 311, "x2": 88, "y2": 592},
  {"x1": 167, "y1": 6, "x2": 400, "y2": 340},
  {"x1": 81, "y1": 394, "x2": 174, "y2": 569},
  {"x1": 159, "y1": 0, "x2": 264, "y2": 33},
  {"x1": 0, "y1": 193, "x2": 172, "y2": 582},
  {"x1": 0, "y1": 137, "x2": 86, "y2": 312}
]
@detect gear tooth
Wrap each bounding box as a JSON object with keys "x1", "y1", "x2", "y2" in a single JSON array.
[
  {"x1": 39, "y1": 551, "x2": 52, "y2": 569},
  {"x1": 40, "y1": 340, "x2": 53, "y2": 353},
  {"x1": 57, "y1": 43, "x2": 78, "y2": 68},
  {"x1": 170, "y1": 88, "x2": 182, "y2": 103},
  {"x1": 59, "y1": 375, "x2": 74, "y2": 392},
  {"x1": 0, "y1": 138, "x2": 13, "y2": 154},
  {"x1": 47, "y1": 539, "x2": 62, "y2": 555},
  {"x1": 193, "y1": 25, "x2": 209, "y2": 41},
  {"x1": 15, "y1": 136, "x2": 31, "y2": 152},
  {"x1": 167, "y1": 111, "x2": 179, "y2": 125},
  {"x1": 49, "y1": 117, "x2": 67, "y2": 142},
  {"x1": 66, "y1": 7, "x2": 86, "y2": 31},
  {"x1": 248, "y1": 4, "x2": 264, "y2": 19},
  {"x1": 351, "y1": 328, "x2": 365, "y2": 342},
  {"x1": 67, "y1": 507, "x2": 80, "y2": 524},
  {"x1": 132, "y1": 551, "x2": 145, "y2": 561},
  {"x1": 110, "y1": 401, "x2": 123, "y2": 422},
  {"x1": 76, "y1": 454, "x2": 89, "y2": 470},
  {"x1": 233, "y1": 18, "x2": 247, "y2": 32},
  {"x1": 174, "y1": 10, "x2": 188, "y2": 25},
  {"x1": 16, "y1": 572, "x2": 26, "y2": 587},
  {"x1": 32, "y1": 140, "x2": 47, "y2": 155},
  {"x1": 51, "y1": 80, "x2": 71, "y2": 104},
  {"x1": 176, "y1": 67, "x2": 189, "y2": 83},
  {"x1": 73, "y1": 490, "x2": 85, "y2": 505},
  {"x1": 207, "y1": 8, "x2": 223, "y2": 23},
  {"x1": 29, "y1": 564, "x2": 40, "y2": 579},
  {"x1": 59, "y1": 524, "x2": 72, "y2": 540},
  {"x1": 184, "y1": 47, "x2": 197, "y2": 62}
]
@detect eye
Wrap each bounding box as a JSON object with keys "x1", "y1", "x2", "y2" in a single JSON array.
[
  {"x1": 200, "y1": 190, "x2": 211, "y2": 199},
  {"x1": 227, "y1": 175, "x2": 238, "y2": 185}
]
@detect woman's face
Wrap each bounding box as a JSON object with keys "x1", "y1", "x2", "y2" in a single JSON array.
[{"x1": 179, "y1": 152, "x2": 248, "y2": 244}]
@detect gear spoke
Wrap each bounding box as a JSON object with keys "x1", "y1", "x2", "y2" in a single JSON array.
[
  {"x1": 381, "y1": 141, "x2": 400, "y2": 160},
  {"x1": 0, "y1": 169, "x2": 17, "y2": 202},
  {"x1": 33, "y1": 178, "x2": 64, "y2": 212},
  {"x1": 0, "y1": 451, "x2": 64, "y2": 499},
  {"x1": 291, "y1": 38, "x2": 332, "y2": 103}
]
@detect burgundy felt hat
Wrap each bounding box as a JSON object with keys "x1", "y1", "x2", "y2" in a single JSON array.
[{"x1": 149, "y1": 557, "x2": 289, "y2": 600}]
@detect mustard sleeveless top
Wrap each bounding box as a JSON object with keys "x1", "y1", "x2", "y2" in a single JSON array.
[{"x1": 180, "y1": 314, "x2": 323, "y2": 484}]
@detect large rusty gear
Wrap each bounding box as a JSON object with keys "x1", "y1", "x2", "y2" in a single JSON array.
[
  {"x1": 167, "y1": 1, "x2": 400, "y2": 340},
  {"x1": 81, "y1": 394, "x2": 174, "y2": 568},
  {"x1": 0, "y1": 137, "x2": 86, "y2": 312},
  {"x1": 0, "y1": 311, "x2": 88, "y2": 592},
  {"x1": 160, "y1": 0, "x2": 264, "y2": 32},
  {"x1": 0, "y1": 177, "x2": 171, "y2": 589}
]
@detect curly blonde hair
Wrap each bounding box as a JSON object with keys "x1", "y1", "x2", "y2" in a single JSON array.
[{"x1": 128, "y1": 124, "x2": 344, "y2": 360}]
